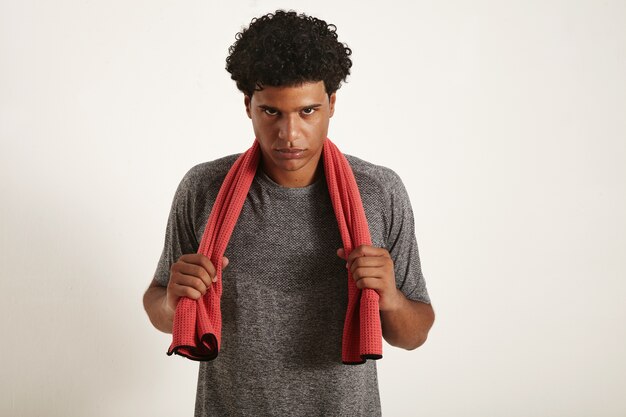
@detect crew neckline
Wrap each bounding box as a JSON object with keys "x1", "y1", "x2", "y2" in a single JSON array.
[{"x1": 255, "y1": 168, "x2": 325, "y2": 194}]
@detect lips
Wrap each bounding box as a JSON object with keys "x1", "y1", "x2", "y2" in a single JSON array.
[{"x1": 274, "y1": 148, "x2": 306, "y2": 159}]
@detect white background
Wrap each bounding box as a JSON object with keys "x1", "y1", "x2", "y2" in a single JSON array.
[{"x1": 1, "y1": 1, "x2": 625, "y2": 416}]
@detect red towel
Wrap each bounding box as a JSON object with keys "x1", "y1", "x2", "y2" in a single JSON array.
[{"x1": 168, "y1": 138, "x2": 382, "y2": 364}]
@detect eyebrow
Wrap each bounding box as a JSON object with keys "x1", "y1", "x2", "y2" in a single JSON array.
[{"x1": 258, "y1": 103, "x2": 324, "y2": 112}]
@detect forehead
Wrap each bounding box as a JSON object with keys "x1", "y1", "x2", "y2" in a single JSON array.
[{"x1": 251, "y1": 81, "x2": 328, "y2": 109}]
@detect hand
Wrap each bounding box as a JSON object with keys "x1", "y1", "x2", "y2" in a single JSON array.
[
  {"x1": 165, "y1": 253, "x2": 229, "y2": 314},
  {"x1": 337, "y1": 245, "x2": 403, "y2": 312}
]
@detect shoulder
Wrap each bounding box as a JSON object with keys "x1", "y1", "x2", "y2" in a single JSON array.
[
  {"x1": 344, "y1": 154, "x2": 404, "y2": 196},
  {"x1": 167, "y1": 154, "x2": 243, "y2": 235},
  {"x1": 178, "y1": 153, "x2": 241, "y2": 193},
  {"x1": 170, "y1": 154, "x2": 241, "y2": 218},
  {"x1": 342, "y1": 154, "x2": 413, "y2": 248},
  {"x1": 343, "y1": 153, "x2": 411, "y2": 217}
]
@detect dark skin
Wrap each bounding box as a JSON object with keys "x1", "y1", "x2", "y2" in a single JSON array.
[
  {"x1": 337, "y1": 245, "x2": 434, "y2": 349},
  {"x1": 144, "y1": 82, "x2": 435, "y2": 349},
  {"x1": 144, "y1": 254, "x2": 229, "y2": 333}
]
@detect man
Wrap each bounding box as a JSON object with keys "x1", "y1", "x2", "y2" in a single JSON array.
[{"x1": 144, "y1": 10, "x2": 434, "y2": 416}]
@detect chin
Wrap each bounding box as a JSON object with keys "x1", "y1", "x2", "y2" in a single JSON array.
[{"x1": 277, "y1": 160, "x2": 307, "y2": 171}]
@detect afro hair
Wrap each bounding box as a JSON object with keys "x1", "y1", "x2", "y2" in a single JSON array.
[{"x1": 226, "y1": 10, "x2": 352, "y2": 96}]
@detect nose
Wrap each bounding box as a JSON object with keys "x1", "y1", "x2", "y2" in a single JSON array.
[{"x1": 277, "y1": 113, "x2": 300, "y2": 143}]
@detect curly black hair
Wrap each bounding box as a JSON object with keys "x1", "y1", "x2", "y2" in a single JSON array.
[{"x1": 225, "y1": 10, "x2": 352, "y2": 96}]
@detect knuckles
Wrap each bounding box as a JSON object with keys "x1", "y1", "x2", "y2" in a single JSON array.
[
  {"x1": 183, "y1": 287, "x2": 201, "y2": 300},
  {"x1": 349, "y1": 258, "x2": 394, "y2": 274}
]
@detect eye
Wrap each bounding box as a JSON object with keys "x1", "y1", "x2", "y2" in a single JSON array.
[
  {"x1": 263, "y1": 108, "x2": 278, "y2": 116},
  {"x1": 301, "y1": 107, "x2": 316, "y2": 116}
]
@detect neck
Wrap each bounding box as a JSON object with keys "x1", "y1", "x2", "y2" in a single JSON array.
[{"x1": 260, "y1": 157, "x2": 323, "y2": 188}]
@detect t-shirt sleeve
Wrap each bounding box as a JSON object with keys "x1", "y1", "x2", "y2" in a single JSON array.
[
  {"x1": 385, "y1": 173, "x2": 431, "y2": 304},
  {"x1": 153, "y1": 169, "x2": 200, "y2": 287}
]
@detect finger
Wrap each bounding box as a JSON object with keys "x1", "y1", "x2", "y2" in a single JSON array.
[
  {"x1": 349, "y1": 256, "x2": 389, "y2": 271},
  {"x1": 337, "y1": 248, "x2": 354, "y2": 270},
  {"x1": 341, "y1": 246, "x2": 372, "y2": 267},
  {"x1": 351, "y1": 266, "x2": 385, "y2": 282},
  {"x1": 171, "y1": 283, "x2": 203, "y2": 300},
  {"x1": 180, "y1": 254, "x2": 217, "y2": 281},
  {"x1": 354, "y1": 277, "x2": 385, "y2": 291},
  {"x1": 178, "y1": 253, "x2": 214, "y2": 271},
  {"x1": 347, "y1": 246, "x2": 391, "y2": 270},
  {"x1": 348, "y1": 245, "x2": 390, "y2": 261},
  {"x1": 178, "y1": 253, "x2": 205, "y2": 264},
  {"x1": 173, "y1": 262, "x2": 212, "y2": 287},
  {"x1": 171, "y1": 272, "x2": 209, "y2": 295}
]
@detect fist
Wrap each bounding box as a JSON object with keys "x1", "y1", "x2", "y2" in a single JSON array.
[{"x1": 165, "y1": 253, "x2": 229, "y2": 313}]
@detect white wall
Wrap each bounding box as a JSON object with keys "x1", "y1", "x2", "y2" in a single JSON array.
[{"x1": 1, "y1": 1, "x2": 625, "y2": 416}]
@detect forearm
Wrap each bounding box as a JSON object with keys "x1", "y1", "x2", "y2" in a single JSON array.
[
  {"x1": 380, "y1": 289, "x2": 435, "y2": 350},
  {"x1": 143, "y1": 284, "x2": 175, "y2": 334}
]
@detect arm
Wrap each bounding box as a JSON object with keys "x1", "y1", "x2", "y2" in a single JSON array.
[
  {"x1": 379, "y1": 289, "x2": 434, "y2": 350},
  {"x1": 143, "y1": 279, "x2": 175, "y2": 334},
  {"x1": 338, "y1": 245, "x2": 435, "y2": 350}
]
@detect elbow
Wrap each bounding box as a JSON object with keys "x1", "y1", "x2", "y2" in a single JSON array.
[
  {"x1": 405, "y1": 330, "x2": 429, "y2": 351},
  {"x1": 385, "y1": 328, "x2": 431, "y2": 351},
  {"x1": 405, "y1": 306, "x2": 435, "y2": 350},
  {"x1": 381, "y1": 299, "x2": 435, "y2": 350}
]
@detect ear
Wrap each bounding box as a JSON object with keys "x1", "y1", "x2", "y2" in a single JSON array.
[
  {"x1": 329, "y1": 93, "x2": 337, "y2": 118},
  {"x1": 244, "y1": 95, "x2": 252, "y2": 119}
]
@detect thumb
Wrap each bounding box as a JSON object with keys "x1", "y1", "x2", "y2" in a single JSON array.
[
  {"x1": 336, "y1": 248, "x2": 346, "y2": 260},
  {"x1": 222, "y1": 256, "x2": 229, "y2": 269}
]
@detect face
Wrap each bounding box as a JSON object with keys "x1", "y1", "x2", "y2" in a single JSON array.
[{"x1": 245, "y1": 81, "x2": 336, "y2": 187}]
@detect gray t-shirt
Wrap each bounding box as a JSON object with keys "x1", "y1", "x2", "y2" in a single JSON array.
[{"x1": 154, "y1": 153, "x2": 430, "y2": 417}]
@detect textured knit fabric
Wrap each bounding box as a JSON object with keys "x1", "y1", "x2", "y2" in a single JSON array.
[
  {"x1": 168, "y1": 139, "x2": 382, "y2": 364},
  {"x1": 154, "y1": 150, "x2": 430, "y2": 417}
]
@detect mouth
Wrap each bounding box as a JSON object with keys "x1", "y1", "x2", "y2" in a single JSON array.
[{"x1": 274, "y1": 148, "x2": 306, "y2": 159}]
